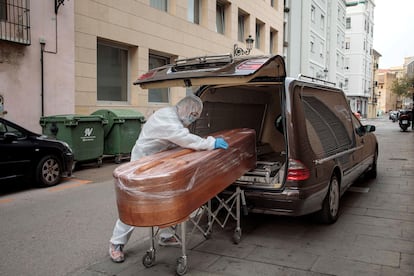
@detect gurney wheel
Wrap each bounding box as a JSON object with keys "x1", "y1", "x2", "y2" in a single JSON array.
[
  {"x1": 176, "y1": 256, "x2": 188, "y2": 275},
  {"x1": 142, "y1": 251, "x2": 156, "y2": 268},
  {"x1": 233, "y1": 228, "x2": 242, "y2": 244}
]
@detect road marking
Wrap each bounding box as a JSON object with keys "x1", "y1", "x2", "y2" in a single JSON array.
[
  {"x1": 0, "y1": 179, "x2": 92, "y2": 205},
  {"x1": 348, "y1": 187, "x2": 370, "y2": 193},
  {"x1": 47, "y1": 179, "x2": 92, "y2": 192},
  {"x1": 0, "y1": 197, "x2": 14, "y2": 204}
]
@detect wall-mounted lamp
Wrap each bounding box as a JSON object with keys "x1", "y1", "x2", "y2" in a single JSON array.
[
  {"x1": 55, "y1": 0, "x2": 66, "y2": 14},
  {"x1": 233, "y1": 35, "x2": 254, "y2": 56}
]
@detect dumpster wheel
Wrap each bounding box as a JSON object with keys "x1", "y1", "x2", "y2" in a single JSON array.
[{"x1": 115, "y1": 155, "x2": 122, "y2": 164}]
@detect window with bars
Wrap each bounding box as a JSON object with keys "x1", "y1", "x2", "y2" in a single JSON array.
[{"x1": 0, "y1": 0, "x2": 31, "y2": 45}]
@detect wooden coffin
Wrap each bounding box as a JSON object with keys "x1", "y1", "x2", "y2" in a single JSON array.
[{"x1": 113, "y1": 128, "x2": 256, "y2": 228}]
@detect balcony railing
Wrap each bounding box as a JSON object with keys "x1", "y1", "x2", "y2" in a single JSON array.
[{"x1": 0, "y1": 0, "x2": 31, "y2": 45}]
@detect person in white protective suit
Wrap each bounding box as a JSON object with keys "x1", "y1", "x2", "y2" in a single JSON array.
[{"x1": 109, "y1": 95, "x2": 229, "y2": 263}]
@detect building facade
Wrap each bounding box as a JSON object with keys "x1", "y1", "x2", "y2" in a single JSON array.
[
  {"x1": 284, "y1": 0, "x2": 347, "y2": 89},
  {"x1": 75, "y1": 0, "x2": 284, "y2": 123},
  {"x1": 368, "y1": 48, "x2": 381, "y2": 118},
  {"x1": 406, "y1": 57, "x2": 414, "y2": 79},
  {"x1": 376, "y1": 68, "x2": 402, "y2": 114},
  {"x1": 0, "y1": 0, "x2": 75, "y2": 131},
  {"x1": 1, "y1": 0, "x2": 284, "y2": 132},
  {"x1": 402, "y1": 56, "x2": 414, "y2": 109},
  {"x1": 344, "y1": 0, "x2": 375, "y2": 116}
]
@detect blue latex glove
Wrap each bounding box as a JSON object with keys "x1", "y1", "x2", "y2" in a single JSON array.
[{"x1": 214, "y1": 138, "x2": 229, "y2": 149}]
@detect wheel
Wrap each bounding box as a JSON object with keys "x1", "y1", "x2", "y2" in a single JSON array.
[
  {"x1": 35, "y1": 155, "x2": 62, "y2": 187},
  {"x1": 366, "y1": 149, "x2": 378, "y2": 179},
  {"x1": 315, "y1": 175, "x2": 340, "y2": 224},
  {"x1": 97, "y1": 158, "x2": 103, "y2": 167},
  {"x1": 233, "y1": 228, "x2": 242, "y2": 244},
  {"x1": 142, "y1": 251, "x2": 155, "y2": 268},
  {"x1": 176, "y1": 256, "x2": 188, "y2": 275},
  {"x1": 203, "y1": 229, "x2": 211, "y2": 239}
]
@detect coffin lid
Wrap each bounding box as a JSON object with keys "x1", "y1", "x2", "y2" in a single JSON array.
[{"x1": 134, "y1": 54, "x2": 286, "y2": 89}]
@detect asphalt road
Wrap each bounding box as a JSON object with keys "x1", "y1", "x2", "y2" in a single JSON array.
[
  {"x1": 0, "y1": 116, "x2": 413, "y2": 276},
  {"x1": 0, "y1": 158, "x2": 149, "y2": 276}
]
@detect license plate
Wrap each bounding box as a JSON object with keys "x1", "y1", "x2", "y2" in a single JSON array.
[{"x1": 402, "y1": 120, "x2": 408, "y2": 124}]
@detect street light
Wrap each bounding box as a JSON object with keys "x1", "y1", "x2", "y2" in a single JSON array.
[{"x1": 234, "y1": 35, "x2": 254, "y2": 56}]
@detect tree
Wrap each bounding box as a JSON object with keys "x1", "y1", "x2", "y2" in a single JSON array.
[{"x1": 390, "y1": 76, "x2": 414, "y2": 97}]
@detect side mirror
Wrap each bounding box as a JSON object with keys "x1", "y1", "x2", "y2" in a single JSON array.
[{"x1": 365, "y1": 125, "x2": 376, "y2": 132}]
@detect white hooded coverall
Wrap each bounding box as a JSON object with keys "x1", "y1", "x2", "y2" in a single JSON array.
[{"x1": 110, "y1": 96, "x2": 216, "y2": 245}]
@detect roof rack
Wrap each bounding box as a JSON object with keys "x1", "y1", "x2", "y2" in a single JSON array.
[
  {"x1": 298, "y1": 74, "x2": 336, "y2": 87},
  {"x1": 172, "y1": 54, "x2": 233, "y2": 72}
]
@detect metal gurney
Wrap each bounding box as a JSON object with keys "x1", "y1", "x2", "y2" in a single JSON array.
[{"x1": 141, "y1": 186, "x2": 246, "y2": 275}]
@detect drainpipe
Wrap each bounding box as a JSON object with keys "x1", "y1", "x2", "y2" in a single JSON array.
[
  {"x1": 40, "y1": 1, "x2": 64, "y2": 117},
  {"x1": 40, "y1": 39, "x2": 46, "y2": 117}
]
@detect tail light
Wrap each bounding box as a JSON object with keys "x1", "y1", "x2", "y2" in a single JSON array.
[{"x1": 286, "y1": 159, "x2": 310, "y2": 181}]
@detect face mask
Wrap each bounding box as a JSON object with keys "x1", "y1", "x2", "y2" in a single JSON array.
[
  {"x1": 182, "y1": 112, "x2": 199, "y2": 126},
  {"x1": 188, "y1": 113, "x2": 198, "y2": 124}
]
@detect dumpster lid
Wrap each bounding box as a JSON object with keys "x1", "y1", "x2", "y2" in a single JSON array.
[
  {"x1": 39, "y1": 114, "x2": 107, "y2": 125},
  {"x1": 91, "y1": 109, "x2": 145, "y2": 137},
  {"x1": 92, "y1": 109, "x2": 145, "y2": 120}
]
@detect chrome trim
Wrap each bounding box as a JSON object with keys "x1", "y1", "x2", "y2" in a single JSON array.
[{"x1": 313, "y1": 146, "x2": 363, "y2": 165}]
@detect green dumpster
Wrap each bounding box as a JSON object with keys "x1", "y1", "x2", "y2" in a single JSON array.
[
  {"x1": 91, "y1": 109, "x2": 145, "y2": 163},
  {"x1": 39, "y1": 114, "x2": 107, "y2": 165}
]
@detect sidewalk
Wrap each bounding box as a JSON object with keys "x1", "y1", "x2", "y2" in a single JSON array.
[{"x1": 72, "y1": 117, "x2": 414, "y2": 276}]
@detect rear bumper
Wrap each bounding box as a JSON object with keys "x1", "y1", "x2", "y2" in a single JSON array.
[{"x1": 239, "y1": 186, "x2": 328, "y2": 217}]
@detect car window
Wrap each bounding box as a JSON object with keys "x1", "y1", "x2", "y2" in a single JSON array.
[
  {"x1": 0, "y1": 122, "x2": 6, "y2": 135},
  {"x1": 300, "y1": 87, "x2": 354, "y2": 157},
  {"x1": 351, "y1": 113, "x2": 365, "y2": 136},
  {"x1": 0, "y1": 122, "x2": 24, "y2": 139}
]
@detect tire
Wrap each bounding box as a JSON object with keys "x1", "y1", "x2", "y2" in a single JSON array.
[
  {"x1": 315, "y1": 175, "x2": 340, "y2": 224},
  {"x1": 35, "y1": 155, "x2": 62, "y2": 187}
]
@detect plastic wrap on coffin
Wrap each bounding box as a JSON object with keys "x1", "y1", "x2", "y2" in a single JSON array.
[{"x1": 113, "y1": 128, "x2": 257, "y2": 227}]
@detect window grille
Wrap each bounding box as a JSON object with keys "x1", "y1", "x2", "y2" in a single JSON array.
[{"x1": 0, "y1": 0, "x2": 30, "y2": 45}]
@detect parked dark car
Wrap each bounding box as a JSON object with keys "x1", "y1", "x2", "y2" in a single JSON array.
[
  {"x1": 134, "y1": 54, "x2": 378, "y2": 224},
  {"x1": 0, "y1": 118, "x2": 74, "y2": 187}
]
